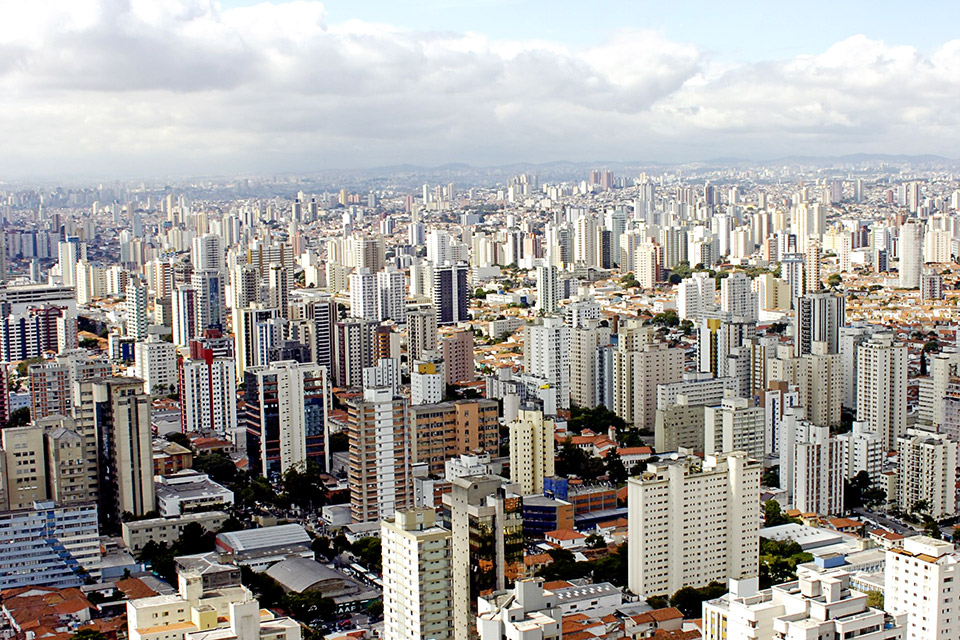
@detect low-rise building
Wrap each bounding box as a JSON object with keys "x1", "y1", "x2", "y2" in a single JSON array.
[
  {"x1": 155, "y1": 470, "x2": 234, "y2": 517},
  {"x1": 702, "y1": 573, "x2": 904, "y2": 640},
  {"x1": 477, "y1": 580, "x2": 561, "y2": 640},
  {"x1": 121, "y1": 511, "x2": 229, "y2": 553},
  {"x1": 215, "y1": 524, "x2": 312, "y2": 571}
]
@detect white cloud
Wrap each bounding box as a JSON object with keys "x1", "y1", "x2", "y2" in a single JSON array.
[{"x1": 0, "y1": 0, "x2": 958, "y2": 177}]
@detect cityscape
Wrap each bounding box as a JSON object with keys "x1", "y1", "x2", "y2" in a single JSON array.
[{"x1": 3, "y1": 2, "x2": 960, "y2": 640}]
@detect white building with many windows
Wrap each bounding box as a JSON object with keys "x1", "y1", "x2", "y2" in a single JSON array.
[
  {"x1": 885, "y1": 536, "x2": 960, "y2": 640},
  {"x1": 381, "y1": 508, "x2": 453, "y2": 640},
  {"x1": 627, "y1": 451, "x2": 761, "y2": 598}
]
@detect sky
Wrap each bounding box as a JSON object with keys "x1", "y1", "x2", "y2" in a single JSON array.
[{"x1": 2, "y1": 0, "x2": 960, "y2": 179}]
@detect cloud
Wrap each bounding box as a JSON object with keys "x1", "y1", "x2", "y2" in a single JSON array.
[{"x1": 0, "y1": 0, "x2": 958, "y2": 178}]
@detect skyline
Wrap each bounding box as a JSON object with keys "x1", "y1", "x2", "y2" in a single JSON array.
[{"x1": 3, "y1": 1, "x2": 960, "y2": 179}]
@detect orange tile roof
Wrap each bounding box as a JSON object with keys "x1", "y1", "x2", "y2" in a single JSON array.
[
  {"x1": 118, "y1": 577, "x2": 158, "y2": 600},
  {"x1": 545, "y1": 529, "x2": 586, "y2": 540},
  {"x1": 542, "y1": 580, "x2": 573, "y2": 590}
]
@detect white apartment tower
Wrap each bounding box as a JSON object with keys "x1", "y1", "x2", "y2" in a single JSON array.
[
  {"x1": 885, "y1": 536, "x2": 960, "y2": 640},
  {"x1": 569, "y1": 318, "x2": 612, "y2": 409},
  {"x1": 536, "y1": 264, "x2": 559, "y2": 314},
  {"x1": 704, "y1": 395, "x2": 766, "y2": 461},
  {"x1": 381, "y1": 508, "x2": 453, "y2": 640},
  {"x1": 720, "y1": 271, "x2": 757, "y2": 322},
  {"x1": 677, "y1": 271, "x2": 715, "y2": 321},
  {"x1": 349, "y1": 268, "x2": 378, "y2": 321},
  {"x1": 628, "y1": 452, "x2": 761, "y2": 598},
  {"x1": 377, "y1": 266, "x2": 406, "y2": 322},
  {"x1": 857, "y1": 333, "x2": 908, "y2": 449},
  {"x1": 133, "y1": 336, "x2": 178, "y2": 395},
  {"x1": 125, "y1": 279, "x2": 148, "y2": 340},
  {"x1": 793, "y1": 423, "x2": 845, "y2": 516},
  {"x1": 180, "y1": 356, "x2": 238, "y2": 442},
  {"x1": 899, "y1": 219, "x2": 924, "y2": 289},
  {"x1": 523, "y1": 317, "x2": 570, "y2": 411},
  {"x1": 897, "y1": 428, "x2": 958, "y2": 520}
]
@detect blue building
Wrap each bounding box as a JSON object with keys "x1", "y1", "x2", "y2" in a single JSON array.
[{"x1": 0, "y1": 502, "x2": 100, "y2": 589}]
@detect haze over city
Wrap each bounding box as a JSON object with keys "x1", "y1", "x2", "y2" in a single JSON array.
[{"x1": 2, "y1": 0, "x2": 960, "y2": 178}]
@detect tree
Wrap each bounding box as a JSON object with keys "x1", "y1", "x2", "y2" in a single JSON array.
[
  {"x1": 866, "y1": 591, "x2": 884, "y2": 609},
  {"x1": 584, "y1": 534, "x2": 607, "y2": 549},
  {"x1": 72, "y1": 630, "x2": 108, "y2": 640},
  {"x1": 7, "y1": 407, "x2": 30, "y2": 428},
  {"x1": 669, "y1": 582, "x2": 726, "y2": 618},
  {"x1": 763, "y1": 500, "x2": 797, "y2": 527},
  {"x1": 281, "y1": 462, "x2": 327, "y2": 512},
  {"x1": 366, "y1": 599, "x2": 384, "y2": 619},
  {"x1": 165, "y1": 432, "x2": 193, "y2": 450},
  {"x1": 762, "y1": 466, "x2": 780, "y2": 488},
  {"x1": 646, "y1": 595, "x2": 669, "y2": 610},
  {"x1": 604, "y1": 449, "x2": 627, "y2": 485},
  {"x1": 329, "y1": 432, "x2": 349, "y2": 452},
  {"x1": 192, "y1": 452, "x2": 239, "y2": 485},
  {"x1": 351, "y1": 537, "x2": 382, "y2": 573},
  {"x1": 827, "y1": 274, "x2": 843, "y2": 287}
]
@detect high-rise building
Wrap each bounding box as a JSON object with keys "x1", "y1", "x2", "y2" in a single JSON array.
[
  {"x1": 57, "y1": 238, "x2": 81, "y2": 287},
  {"x1": 381, "y1": 508, "x2": 454, "y2": 640},
  {"x1": 795, "y1": 291, "x2": 845, "y2": 357},
  {"x1": 836, "y1": 420, "x2": 885, "y2": 485},
  {"x1": 441, "y1": 330, "x2": 475, "y2": 386},
  {"x1": 410, "y1": 357, "x2": 444, "y2": 406},
  {"x1": 133, "y1": 335, "x2": 178, "y2": 395},
  {"x1": 523, "y1": 318, "x2": 570, "y2": 411},
  {"x1": 447, "y1": 475, "x2": 524, "y2": 640},
  {"x1": 192, "y1": 233, "x2": 224, "y2": 272},
  {"x1": 856, "y1": 333, "x2": 908, "y2": 449},
  {"x1": 191, "y1": 269, "x2": 226, "y2": 332},
  {"x1": 720, "y1": 271, "x2": 757, "y2": 322},
  {"x1": 804, "y1": 237, "x2": 821, "y2": 293},
  {"x1": 793, "y1": 423, "x2": 844, "y2": 516},
  {"x1": 243, "y1": 361, "x2": 330, "y2": 478},
  {"x1": 796, "y1": 341, "x2": 842, "y2": 428},
  {"x1": 897, "y1": 428, "x2": 958, "y2": 520},
  {"x1": 234, "y1": 304, "x2": 280, "y2": 381},
  {"x1": 377, "y1": 266, "x2": 406, "y2": 322},
  {"x1": 0, "y1": 502, "x2": 100, "y2": 590},
  {"x1": 508, "y1": 407, "x2": 555, "y2": 495},
  {"x1": 569, "y1": 318, "x2": 612, "y2": 409},
  {"x1": 898, "y1": 219, "x2": 923, "y2": 289},
  {"x1": 347, "y1": 384, "x2": 411, "y2": 523},
  {"x1": 83, "y1": 377, "x2": 155, "y2": 532},
  {"x1": 433, "y1": 263, "x2": 469, "y2": 325},
  {"x1": 29, "y1": 351, "x2": 111, "y2": 420},
  {"x1": 267, "y1": 263, "x2": 293, "y2": 317},
  {"x1": 408, "y1": 399, "x2": 499, "y2": 475},
  {"x1": 677, "y1": 271, "x2": 716, "y2": 321},
  {"x1": 920, "y1": 269, "x2": 943, "y2": 300},
  {"x1": 335, "y1": 317, "x2": 377, "y2": 388},
  {"x1": 407, "y1": 307, "x2": 438, "y2": 362},
  {"x1": 179, "y1": 353, "x2": 238, "y2": 443},
  {"x1": 704, "y1": 395, "x2": 765, "y2": 460},
  {"x1": 172, "y1": 284, "x2": 198, "y2": 347},
  {"x1": 535, "y1": 264, "x2": 559, "y2": 314},
  {"x1": 125, "y1": 278, "x2": 148, "y2": 340},
  {"x1": 614, "y1": 342, "x2": 683, "y2": 429},
  {"x1": 349, "y1": 268, "x2": 378, "y2": 321},
  {"x1": 885, "y1": 536, "x2": 960, "y2": 640},
  {"x1": 627, "y1": 452, "x2": 760, "y2": 598}
]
